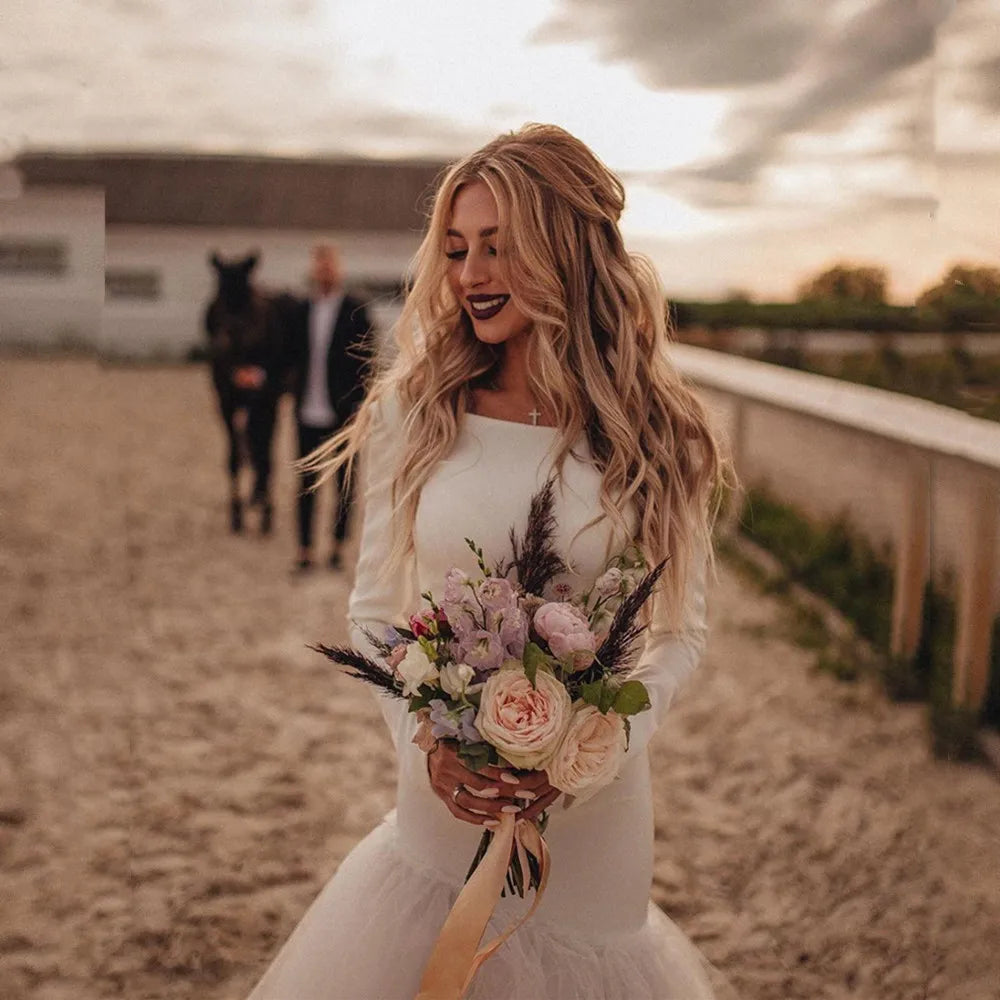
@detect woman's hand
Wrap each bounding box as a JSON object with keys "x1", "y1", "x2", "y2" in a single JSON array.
[{"x1": 426, "y1": 741, "x2": 561, "y2": 825}]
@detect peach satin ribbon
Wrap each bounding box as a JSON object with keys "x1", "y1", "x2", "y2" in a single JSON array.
[{"x1": 414, "y1": 814, "x2": 550, "y2": 1000}]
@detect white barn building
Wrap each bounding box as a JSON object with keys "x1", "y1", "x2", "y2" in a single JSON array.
[{"x1": 1, "y1": 151, "x2": 446, "y2": 359}]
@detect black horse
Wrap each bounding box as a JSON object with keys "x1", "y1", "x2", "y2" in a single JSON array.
[{"x1": 204, "y1": 252, "x2": 292, "y2": 535}]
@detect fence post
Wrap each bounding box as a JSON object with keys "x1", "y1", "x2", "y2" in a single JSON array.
[
  {"x1": 891, "y1": 451, "x2": 931, "y2": 662},
  {"x1": 952, "y1": 471, "x2": 1000, "y2": 709}
]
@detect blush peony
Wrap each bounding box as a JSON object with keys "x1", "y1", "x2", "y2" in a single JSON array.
[
  {"x1": 546, "y1": 703, "x2": 627, "y2": 803},
  {"x1": 533, "y1": 602, "x2": 596, "y2": 670},
  {"x1": 475, "y1": 668, "x2": 572, "y2": 770}
]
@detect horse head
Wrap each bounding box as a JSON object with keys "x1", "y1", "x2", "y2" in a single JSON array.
[{"x1": 209, "y1": 251, "x2": 260, "y2": 313}]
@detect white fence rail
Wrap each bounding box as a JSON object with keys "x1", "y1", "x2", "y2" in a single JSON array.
[{"x1": 674, "y1": 344, "x2": 1000, "y2": 712}]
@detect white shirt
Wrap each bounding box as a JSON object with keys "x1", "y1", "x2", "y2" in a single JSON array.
[{"x1": 299, "y1": 292, "x2": 343, "y2": 427}]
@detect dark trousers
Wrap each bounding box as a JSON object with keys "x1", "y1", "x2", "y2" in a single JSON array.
[{"x1": 296, "y1": 421, "x2": 353, "y2": 552}]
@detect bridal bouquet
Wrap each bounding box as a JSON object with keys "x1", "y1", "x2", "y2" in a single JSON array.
[{"x1": 312, "y1": 480, "x2": 666, "y2": 897}]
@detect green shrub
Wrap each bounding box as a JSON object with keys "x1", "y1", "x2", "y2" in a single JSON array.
[
  {"x1": 736, "y1": 489, "x2": 994, "y2": 757},
  {"x1": 982, "y1": 617, "x2": 1000, "y2": 729},
  {"x1": 739, "y1": 490, "x2": 893, "y2": 652}
]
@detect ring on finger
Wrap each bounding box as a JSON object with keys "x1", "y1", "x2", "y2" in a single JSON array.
[{"x1": 452, "y1": 784, "x2": 463, "y2": 804}]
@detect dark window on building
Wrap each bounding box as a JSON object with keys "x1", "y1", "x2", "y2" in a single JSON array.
[
  {"x1": 105, "y1": 268, "x2": 161, "y2": 301},
  {"x1": 0, "y1": 239, "x2": 68, "y2": 276}
]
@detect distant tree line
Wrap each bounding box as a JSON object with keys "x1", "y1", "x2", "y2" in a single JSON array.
[{"x1": 670, "y1": 262, "x2": 1000, "y2": 333}]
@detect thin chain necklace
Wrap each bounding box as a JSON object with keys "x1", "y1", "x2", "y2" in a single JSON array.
[{"x1": 477, "y1": 382, "x2": 543, "y2": 425}]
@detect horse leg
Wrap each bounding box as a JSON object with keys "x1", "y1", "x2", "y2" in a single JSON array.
[
  {"x1": 247, "y1": 395, "x2": 277, "y2": 535},
  {"x1": 219, "y1": 392, "x2": 244, "y2": 534}
]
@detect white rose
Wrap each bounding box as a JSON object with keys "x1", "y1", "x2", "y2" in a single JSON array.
[
  {"x1": 395, "y1": 643, "x2": 439, "y2": 697},
  {"x1": 594, "y1": 567, "x2": 624, "y2": 598},
  {"x1": 546, "y1": 703, "x2": 627, "y2": 803},
  {"x1": 475, "y1": 668, "x2": 572, "y2": 770},
  {"x1": 439, "y1": 661, "x2": 476, "y2": 698}
]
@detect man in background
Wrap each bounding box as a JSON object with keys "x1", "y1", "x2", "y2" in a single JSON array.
[{"x1": 287, "y1": 244, "x2": 374, "y2": 572}]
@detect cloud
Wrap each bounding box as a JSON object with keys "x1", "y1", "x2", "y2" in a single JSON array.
[
  {"x1": 538, "y1": 0, "x2": 947, "y2": 209},
  {"x1": 533, "y1": 0, "x2": 822, "y2": 89}
]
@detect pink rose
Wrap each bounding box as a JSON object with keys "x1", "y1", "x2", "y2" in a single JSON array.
[
  {"x1": 409, "y1": 613, "x2": 431, "y2": 638},
  {"x1": 546, "y1": 704, "x2": 626, "y2": 803},
  {"x1": 475, "y1": 668, "x2": 572, "y2": 769},
  {"x1": 533, "y1": 602, "x2": 596, "y2": 670}
]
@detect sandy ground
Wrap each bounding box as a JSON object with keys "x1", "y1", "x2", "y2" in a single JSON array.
[{"x1": 1, "y1": 356, "x2": 999, "y2": 1000}]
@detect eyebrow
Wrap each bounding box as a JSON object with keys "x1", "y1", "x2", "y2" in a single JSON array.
[{"x1": 445, "y1": 226, "x2": 498, "y2": 238}]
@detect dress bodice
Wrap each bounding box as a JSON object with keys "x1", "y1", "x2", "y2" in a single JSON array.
[
  {"x1": 347, "y1": 397, "x2": 709, "y2": 935},
  {"x1": 414, "y1": 412, "x2": 635, "y2": 599}
]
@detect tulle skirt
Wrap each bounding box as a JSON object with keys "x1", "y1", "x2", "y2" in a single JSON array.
[{"x1": 247, "y1": 812, "x2": 719, "y2": 1000}]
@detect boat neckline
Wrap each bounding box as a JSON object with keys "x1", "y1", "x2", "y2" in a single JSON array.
[{"x1": 463, "y1": 410, "x2": 559, "y2": 430}]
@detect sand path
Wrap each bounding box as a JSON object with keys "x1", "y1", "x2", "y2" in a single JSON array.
[{"x1": 1, "y1": 358, "x2": 998, "y2": 1000}]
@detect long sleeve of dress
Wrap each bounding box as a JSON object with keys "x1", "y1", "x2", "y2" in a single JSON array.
[
  {"x1": 347, "y1": 395, "x2": 417, "y2": 753},
  {"x1": 621, "y1": 545, "x2": 709, "y2": 763}
]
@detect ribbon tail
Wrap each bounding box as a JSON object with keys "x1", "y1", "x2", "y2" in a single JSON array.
[
  {"x1": 414, "y1": 816, "x2": 550, "y2": 1000},
  {"x1": 414, "y1": 814, "x2": 517, "y2": 1000}
]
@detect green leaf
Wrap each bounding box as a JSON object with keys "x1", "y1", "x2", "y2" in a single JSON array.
[
  {"x1": 408, "y1": 690, "x2": 432, "y2": 712},
  {"x1": 599, "y1": 683, "x2": 616, "y2": 714},
  {"x1": 612, "y1": 680, "x2": 651, "y2": 716},
  {"x1": 580, "y1": 680, "x2": 605, "y2": 708},
  {"x1": 458, "y1": 742, "x2": 492, "y2": 773},
  {"x1": 522, "y1": 642, "x2": 554, "y2": 688}
]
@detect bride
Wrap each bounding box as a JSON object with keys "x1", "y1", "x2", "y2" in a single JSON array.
[{"x1": 247, "y1": 123, "x2": 727, "y2": 999}]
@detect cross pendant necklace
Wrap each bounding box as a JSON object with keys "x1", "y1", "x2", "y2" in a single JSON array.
[{"x1": 528, "y1": 407, "x2": 542, "y2": 426}]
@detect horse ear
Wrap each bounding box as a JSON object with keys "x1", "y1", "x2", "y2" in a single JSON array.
[{"x1": 209, "y1": 251, "x2": 223, "y2": 270}]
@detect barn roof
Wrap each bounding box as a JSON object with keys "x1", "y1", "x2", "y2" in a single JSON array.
[{"x1": 13, "y1": 150, "x2": 448, "y2": 232}]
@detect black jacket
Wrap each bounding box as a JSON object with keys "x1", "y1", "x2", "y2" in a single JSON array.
[{"x1": 287, "y1": 293, "x2": 375, "y2": 422}]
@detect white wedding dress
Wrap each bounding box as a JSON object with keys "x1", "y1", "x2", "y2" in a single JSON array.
[{"x1": 248, "y1": 397, "x2": 720, "y2": 999}]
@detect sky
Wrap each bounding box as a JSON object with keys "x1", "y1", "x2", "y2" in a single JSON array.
[{"x1": 3, "y1": 0, "x2": 998, "y2": 301}]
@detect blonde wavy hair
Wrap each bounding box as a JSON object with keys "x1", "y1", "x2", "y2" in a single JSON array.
[{"x1": 307, "y1": 123, "x2": 725, "y2": 623}]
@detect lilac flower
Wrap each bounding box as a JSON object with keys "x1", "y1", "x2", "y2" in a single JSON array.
[
  {"x1": 476, "y1": 577, "x2": 518, "y2": 614},
  {"x1": 495, "y1": 606, "x2": 529, "y2": 659},
  {"x1": 456, "y1": 628, "x2": 505, "y2": 673},
  {"x1": 428, "y1": 699, "x2": 481, "y2": 744},
  {"x1": 441, "y1": 601, "x2": 477, "y2": 640},
  {"x1": 443, "y1": 568, "x2": 471, "y2": 604},
  {"x1": 384, "y1": 626, "x2": 408, "y2": 649}
]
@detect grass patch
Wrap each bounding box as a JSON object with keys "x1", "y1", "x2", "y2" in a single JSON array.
[
  {"x1": 984, "y1": 617, "x2": 1000, "y2": 730},
  {"x1": 739, "y1": 489, "x2": 894, "y2": 652},
  {"x1": 735, "y1": 488, "x2": 992, "y2": 758}
]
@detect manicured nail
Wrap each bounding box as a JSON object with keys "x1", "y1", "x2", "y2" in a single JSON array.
[
  {"x1": 468, "y1": 786, "x2": 499, "y2": 799},
  {"x1": 514, "y1": 790, "x2": 537, "y2": 801},
  {"x1": 483, "y1": 819, "x2": 500, "y2": 828},
  {"x1": 500, "y1": 804, "x2": 521, "y2": 814},
  {"x1": 499, "y1": 773, "x2": 519, "y2": 785}
]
